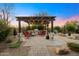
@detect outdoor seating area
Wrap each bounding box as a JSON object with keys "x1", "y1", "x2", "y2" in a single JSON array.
[
  {"x1": 0, "y1": 3, "x2": 79, "y2": 56},
  {"x1": 0, "y1": 27, "x2": 79, "y2": 56},
  {"x1": 0, "y1": 15, "x2": 79, "y2": 56},
  {"x1": 23, "y1": 30, "x2": 46, "y2": 37},
  {"x1": 0, "y1": 16, "x2": 79, "y2": 56}
]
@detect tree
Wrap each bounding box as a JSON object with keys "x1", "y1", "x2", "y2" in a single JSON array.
[
  {"x1": 53, "y1": 26, "x2": 61, "y2": 33},
  {"x1": 64, "y1": 21, "x2": 77, "y2": 33},
  {"x1": 35, "y1": 11, "x2": 48, "y2": 16},
  {"x1": 0, "y1": 3, "x2": 14, "y2": 24}
]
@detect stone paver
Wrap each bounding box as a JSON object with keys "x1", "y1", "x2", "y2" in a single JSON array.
[
  {"x1": 22, "y1": 34, "x2": 79, "y2": 56},
  {"x1": 28, "y1": 46, "x2": 50, "y2": 56},
  {"x1": 23, "y1": 35, "x2": 66, "y2": 56}
]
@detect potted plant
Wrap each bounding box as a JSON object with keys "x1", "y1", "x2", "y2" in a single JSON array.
[
  {"x1": 13, "y1": 28, "x2": 17, "y2": 36},
  {"x1": 46, "y1": 34, "x2": 49, "y2": 39},
  {"x1": 68, "y1": 31, "x2": 71, "y2": 36}
]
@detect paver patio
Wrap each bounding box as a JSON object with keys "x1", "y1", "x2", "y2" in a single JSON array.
[
  {"x1": 23, "y1": 35, "x2": 66, "y2": 56},
  {"x1": 22, "y1": 33, "x2": 79, "y2": 56},
  {"x1": 0, "y1": 34, "x2": 79, "y2": 56}
]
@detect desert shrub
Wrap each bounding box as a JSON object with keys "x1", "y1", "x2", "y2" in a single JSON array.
[
  {"x1": 0, "y1": 28, "x2": 11, "y2": 42},
  {"x1": 58, "y1": 49, "x2": 69, "y2": 55},
  {"x1": 0, "y1": 20, "x2": 11, "y2": 42},
  {"x1": 67, "y1": 43, "x2": 79, "y2": 52}
]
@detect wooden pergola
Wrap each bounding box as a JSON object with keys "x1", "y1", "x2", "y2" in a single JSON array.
[{"x1": 16, "y1": 16, "x2": 56, "y2": 33}]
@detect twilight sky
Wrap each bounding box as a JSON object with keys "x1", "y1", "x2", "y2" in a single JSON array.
[
  {"x1": 14, "y1": 3, "x2": 79, "y2": 18},
  {"x1": 14, "y1": 3, "x2": 79, "y2": 27},
  {"x1": 1, "y1": 3, "x2": 79, "y2": 27}
]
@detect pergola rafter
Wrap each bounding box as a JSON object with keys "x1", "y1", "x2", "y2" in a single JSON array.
[{"x1": 16, "y1": 16, "x2": 56, "y2": 33}]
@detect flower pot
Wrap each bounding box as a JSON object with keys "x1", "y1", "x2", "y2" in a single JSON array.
[{"x1": 68, "y1": 33, "x2": 71, "y2": 36}]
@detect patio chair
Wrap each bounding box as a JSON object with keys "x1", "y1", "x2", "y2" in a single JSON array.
[
  {"x1": 42, "y1": 31, "x2": 46, "y2": 35},
  {"x1": 23, "y1": 32, "x2": 30, "y2": 39},
  {"x1": 38, "y1": 30, "x2": 46, "y2": 36}
]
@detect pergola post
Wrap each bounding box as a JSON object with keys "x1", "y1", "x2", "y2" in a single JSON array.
[
  {"x1": 46, "y1": 23, "x2": 50, "y2": 39},
  {"x1": 18, "y1": 20, "x2": 21, "y2": 42},
  {"x1": 18, "y1": 20, "x2": 21, "y2": 33},
  {"x1": 46, "y1": 23, "x2": 49, "y2": 34},
  {"x1": 51, "y1": 20, "x2": 54, "y2": 32},
  {"x1": 28, "y1": 23, "x2": 30, "y2": 30}
]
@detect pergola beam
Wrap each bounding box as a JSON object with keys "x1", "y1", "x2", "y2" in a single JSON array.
[
  {"x1": 16, "y1": 16, "x2": 55, "y2": 21},
  {"x1": 16, "y1": 16, "x2": 56, "y2": 33}
]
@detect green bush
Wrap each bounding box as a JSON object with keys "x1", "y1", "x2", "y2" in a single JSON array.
[
  {"x1": 0, "y1": 28, "x2": 11, "y2": 42},
  {"x1": 67, "y1": 43, "x2": 79, "y2": 52},
  {"x1": 53, "y1": 26, "x2": 61, "y2": 33},
  {"x1": 0, "y1": 20, "x2": 11, "y2": 42},
  {"x1": 38, "y1": 25, "x2": 44, "y2": 30},
  {"x1": 26, "y1": 24, "x2": 44, "y2": 30}
]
